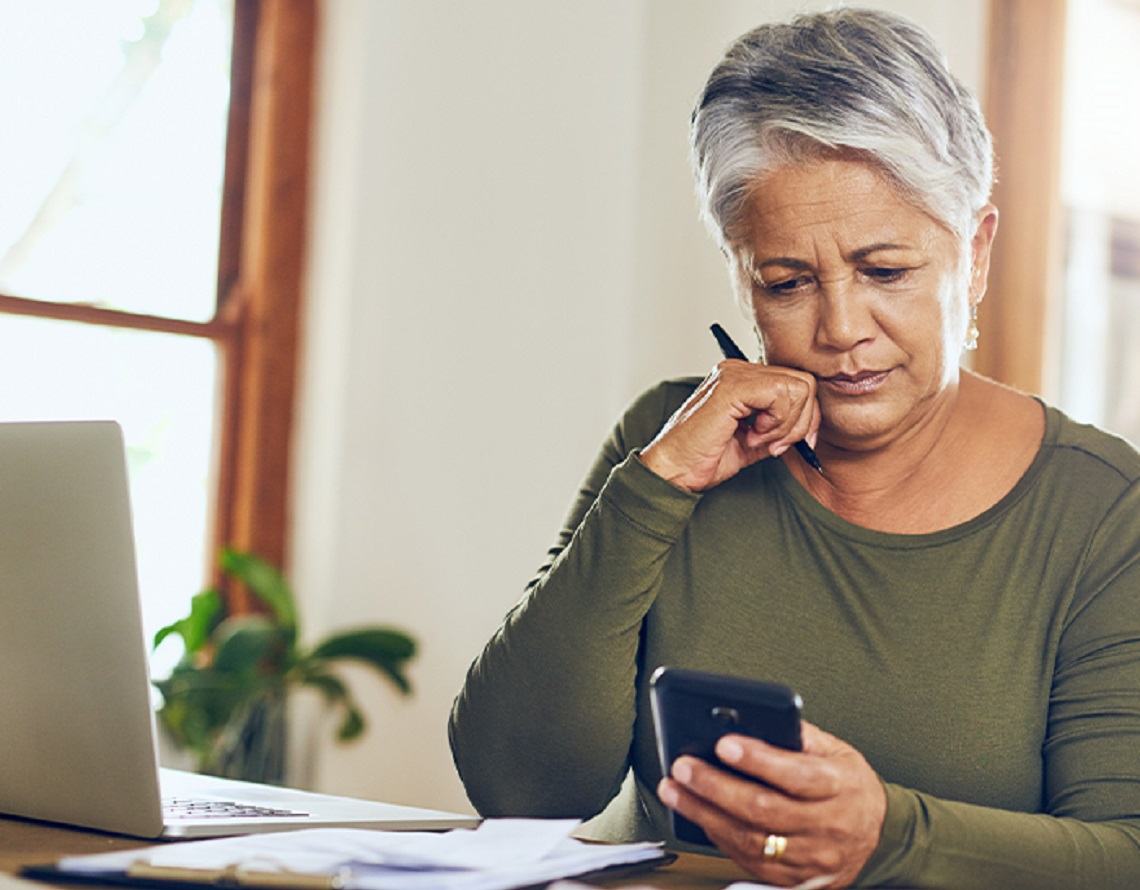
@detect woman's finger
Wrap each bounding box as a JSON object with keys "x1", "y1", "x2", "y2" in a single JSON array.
[
  {"x1": 658, "y1": 777, "x2": 812, "y2": 873},
  {"x1": 744, "y1": 410, "x2": 783, "y2": 437},
  {"x1": 669, "y1": 756, "x2": 820, "y2": 835},
  {"x1": 741, "y1": 405, "x2": 805, "y2": 456},
  {"x1": 806, "y1": 397, "x2": 821, "y2": 450},
  {"x1": 714, "y1": 734, "x2": 843, "y2": 801},
  {"x1": 773, "y1": 392, "x2": 818, "y2": 457},
  {"x1": 748, "y1": 374, "x2": 817, "y2": 455},
  {"x1": 798, "y1": 720, "x2": 847, "y2": 754}
]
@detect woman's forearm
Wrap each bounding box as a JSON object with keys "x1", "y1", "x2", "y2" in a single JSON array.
[
  {"x1": 448, "y1": 453, "x2": 699, "y2": 817},
  {"x1": 858, "y1": 783, "x2": 1140, "y2": 888}
]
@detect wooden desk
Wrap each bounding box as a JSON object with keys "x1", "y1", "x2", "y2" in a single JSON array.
[{"x1": 0, "y1": 816, "x2": 750, "y2": 890}]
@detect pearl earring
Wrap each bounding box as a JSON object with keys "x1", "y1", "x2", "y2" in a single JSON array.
[{"x1": 964, "y1": 304, "x2": 980, "y2": 351}]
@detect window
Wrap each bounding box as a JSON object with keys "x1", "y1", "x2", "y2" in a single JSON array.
[
  {"x1": 0, "y1": 0, "x2": 313, "y2": 678},
  {"x1": 1054, "y1": 0, "x2": 1140, "y2": 443},
  {"x1": 981, "y1": 0, "x2": 1140, "y2": 446}
]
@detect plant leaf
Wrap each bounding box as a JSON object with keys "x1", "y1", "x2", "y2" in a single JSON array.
[
  {"x1": 310, "y1": 628, "x2": 416, "y2": 660},
  {"x1": 153, "y1": 666, "x2": 253, "y2": 757},
  {"x1": 153, "y1": 588, "x2": 222, "y2": 654},
  {"x1": 299, "y1": 671, "x2": 366, "y2": 742},
  {"x1": 212, "y1": 616, "x2": 284, "y2": 674},
  {"x1": 309, "y1": 628, "x2": 416, "y2": 695},
  {"x1": 337, "y1": 704, "x2": 365, "y2": 741},
  {"x1": 219, "y1": 549, "x2": 296, "y2": 630},
  {"x1": 300, "y1": 670, "x2": 348, "y2": 703}
]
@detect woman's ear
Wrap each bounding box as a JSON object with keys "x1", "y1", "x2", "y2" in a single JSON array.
[{"x1": 969, "y1": 204, "x2": 1000, "y2": 305}]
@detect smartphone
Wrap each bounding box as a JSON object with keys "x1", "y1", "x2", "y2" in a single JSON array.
[{"x1": 649, "y1": 665, "x2": 803, "y2": 847}]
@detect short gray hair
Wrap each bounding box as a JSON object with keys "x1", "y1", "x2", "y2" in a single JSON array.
[{"x1": 691, "y1": 8, "x2": 994, "y2": 255}]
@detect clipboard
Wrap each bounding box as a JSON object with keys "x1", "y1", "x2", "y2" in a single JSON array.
[{"x1": 21, "y1": 863, "x2": 346, "y2": 889}]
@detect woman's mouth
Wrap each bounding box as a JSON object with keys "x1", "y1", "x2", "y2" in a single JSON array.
[{"x1": 819, "y1": 369, "x2": 892, "y2": 395}]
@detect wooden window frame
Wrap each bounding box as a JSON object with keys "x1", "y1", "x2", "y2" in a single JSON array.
[
  {"x1": 217, "y1": 0, "x2": 314, "y2": 608},
  {"x1": 977, "y1": 0, "x2": 1068, "y2": 395},
  {"x1": 0, "y1": 0, "x2": 315, "y2": 608}
]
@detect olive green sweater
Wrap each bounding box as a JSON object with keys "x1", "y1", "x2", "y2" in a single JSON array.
[{"x1": 449, "y1": 379, "x2": 1140, "y2": 887}]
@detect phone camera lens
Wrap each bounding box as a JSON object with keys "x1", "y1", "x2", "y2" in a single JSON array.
[{"x1": 710, "y1": 706, "x2": 740, "y2": 728}]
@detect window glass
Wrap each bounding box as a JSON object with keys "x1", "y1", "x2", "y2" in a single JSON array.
[
  {"x1": 0, "y1": 0, "x2": 233, "y2": 322},
  {"x1": 0, "y1": 315, "x2": 219, "y2": 681},
  {"x1": 1056, "y1": 0, "x2": 1140, "y2": 443}
]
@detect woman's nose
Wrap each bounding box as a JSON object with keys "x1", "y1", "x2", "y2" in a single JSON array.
[{"x1": 814, "y1": 280, "x2": 876, "y2": 352}]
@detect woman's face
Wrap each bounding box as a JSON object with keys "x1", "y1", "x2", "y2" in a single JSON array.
[{"x1": 741, "y1": 157, "x2": 995, "y2": 451}]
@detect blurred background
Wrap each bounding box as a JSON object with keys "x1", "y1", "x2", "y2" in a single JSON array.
[{"x1": 0, "y1": 0, "x2": 1135, "y2": 815}]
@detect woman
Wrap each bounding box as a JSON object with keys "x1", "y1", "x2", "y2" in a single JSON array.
[{"x1": 449, "y1": 9, "x2": 1140, "y2": 888}]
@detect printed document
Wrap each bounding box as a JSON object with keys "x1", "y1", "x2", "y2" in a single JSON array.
[{"x1": 55, "y1": 819, "x2": 667, "y2": 890}]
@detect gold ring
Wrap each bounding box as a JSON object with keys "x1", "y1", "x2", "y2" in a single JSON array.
[{"x1": 763, "y1": 833, "x2": 788, "y2": 860}]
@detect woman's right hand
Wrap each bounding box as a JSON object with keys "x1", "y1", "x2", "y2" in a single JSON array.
[{"x1": 639, "y1": 360, "x2": 819, "y2": 493}]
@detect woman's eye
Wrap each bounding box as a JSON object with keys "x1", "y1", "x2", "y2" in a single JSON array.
[
  {"x1": 763, "y1": 275, "x2": 811, "y2": 294},
  {"x1": 863, "y1": 267, "x2": 909, "y2": 284}
]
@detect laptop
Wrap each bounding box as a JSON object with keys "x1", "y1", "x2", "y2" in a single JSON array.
[{"x1": 0, "y1": 420, "x2": 479, "y2": 839}]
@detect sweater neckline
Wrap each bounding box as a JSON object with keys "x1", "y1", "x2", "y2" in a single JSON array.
[{"x1": 769, "y1": 399, "x2": 1057, "y2": 549}]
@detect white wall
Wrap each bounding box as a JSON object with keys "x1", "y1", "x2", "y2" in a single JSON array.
[{"x1": 290, "y1": 0, "x2": 986, "y2": 814}]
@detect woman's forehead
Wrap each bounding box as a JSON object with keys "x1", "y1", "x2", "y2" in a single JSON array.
[{"x1": 744, "y1": 159, "x2": 952, "y2": 258}]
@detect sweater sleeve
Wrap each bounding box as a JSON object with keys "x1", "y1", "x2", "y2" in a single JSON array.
[
  {"x1": 858, "y1": 478, "x2": 1140, "y2": 888},
  {"x1": 448, "y1": 381, "x2": 700, "y2": 818}
]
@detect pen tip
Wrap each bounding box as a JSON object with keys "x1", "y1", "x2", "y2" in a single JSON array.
[{"x1": 794, "y1": 441, "x2": 825, "y2": 476}]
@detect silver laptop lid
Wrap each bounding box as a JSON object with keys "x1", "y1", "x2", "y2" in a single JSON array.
[{"x1": 0, "y1": 421, "x2": 164, "y2": 837}]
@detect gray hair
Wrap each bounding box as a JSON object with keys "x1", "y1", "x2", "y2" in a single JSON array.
[{"x1": 691, "y1": 8, "x2": 994, "y2": 259}]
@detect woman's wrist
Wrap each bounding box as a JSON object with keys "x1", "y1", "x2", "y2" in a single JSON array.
[{"x1": 637, "y1": 443, "x2": 696, "y2": 493}]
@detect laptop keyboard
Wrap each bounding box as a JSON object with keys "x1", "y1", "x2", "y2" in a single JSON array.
[{"x1": 164, "y1": 797, "x2": 311, "y2": 820}]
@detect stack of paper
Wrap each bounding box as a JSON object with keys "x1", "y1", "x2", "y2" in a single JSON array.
[{"x1": 54, "y1": 819, "x2": 668, "y2": 890}]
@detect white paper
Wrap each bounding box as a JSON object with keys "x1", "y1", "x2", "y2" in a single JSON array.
[
  {"x1": 726, "y1": 876, "x2": 837, "y2": 890},
  {"x1": 57, "y1": 820, "x2": 666, "y2": 890}
]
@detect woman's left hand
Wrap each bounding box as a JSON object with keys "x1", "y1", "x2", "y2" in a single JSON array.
[{"x1": 657, "y1": 721, "x2": 887, "y2": 888}]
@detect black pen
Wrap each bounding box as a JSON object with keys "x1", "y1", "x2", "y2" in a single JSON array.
[{"x1": 709, "y1": 323, "x2": 825, "y2": 476}]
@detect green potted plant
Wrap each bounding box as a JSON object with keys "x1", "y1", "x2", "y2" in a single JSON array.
[{"x1": 152, "y1": 548, "x2": 416, "y2": 784}]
